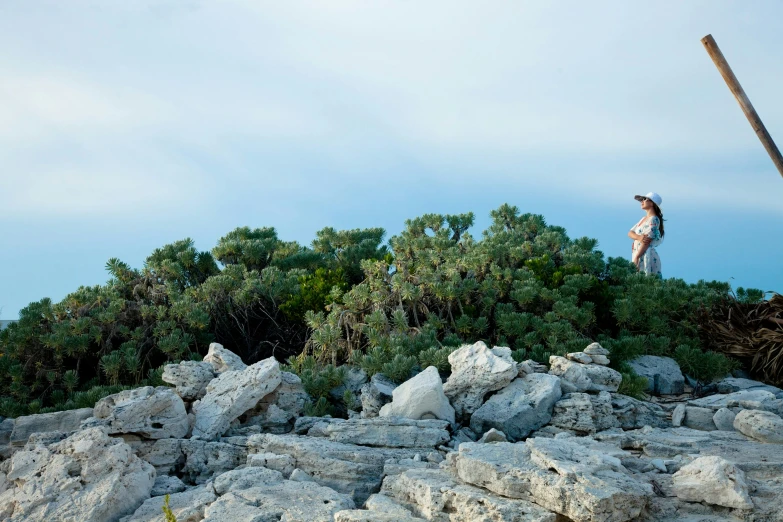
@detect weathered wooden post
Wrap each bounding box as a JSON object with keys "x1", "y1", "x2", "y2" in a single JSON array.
[{"x1": 701, "y1": 34, "x2": 783, "y2": 180}]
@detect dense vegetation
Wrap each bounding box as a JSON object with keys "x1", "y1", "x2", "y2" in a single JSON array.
[{"x1": 0, "y1": 204, "x2": 774, "y2": 418}]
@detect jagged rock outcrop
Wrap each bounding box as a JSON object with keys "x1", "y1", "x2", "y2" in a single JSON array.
[
  {"x1": 627, "y1": 355, "x2": 685, "y2": 396},
  {"x1": 191, "y1": 357, "x2": 282, "y2": 440},
  {"x1": 451, "y1": 438, "x2": 653, "y2": 522},
  {"x1": 442, "y1": 342, "x2": 518, "y2": 418},
  {"x1": 470, "y1": 372, "x2": 561, "y2": 441},
  {"x1": 0, "y1": 428, "x2": 155, "y2": 522},
  {"x1": 93, "y1": 386, "x2": 189, "y2": 439},
  {"x1": 379, "y1": 366, "x2": 455, "y2": 424},
  {"x1": 162, "y1": 360, "x2": 215, "y2": 401}
]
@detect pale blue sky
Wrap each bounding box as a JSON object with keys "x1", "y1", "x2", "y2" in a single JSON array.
[{"x1": 2, "y1": 1, "x2": 782, "y2": 319}]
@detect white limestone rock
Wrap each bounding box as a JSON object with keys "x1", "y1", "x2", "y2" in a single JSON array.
[
  {"x1": 201, "y1": 481, "x2": 355, "y2": 522},
  {"x1": 8, "y1": 408, "x2": 94, "y2": 447},
  {"x1": 382, "y1": 468, "x2": 556, "y2": 522},
  {"x1": 549, "y1": 392, "x2": 619, "y2": 435},
  {"x1": 443, "y1": 341, "x2": 518, "y2": 418},
  {"x1": 93, "y1": 386, "x2": 189, "y2": 439},
  {"x1": 712, "y1": 408, "x2": 737, "y2": 431},
  {"x1": 150, "y1": 474, "x2": 187, "y2": 496},
  {"x1": 549, "y1": 356, "x2": 622, "y2": 393},
  {"x1": 0, "y1": 428, "x2": 155, "y2": 522},
  {"x1": 191, "y1": 356, "x2": 282, "y2": 440},
  {"x1": 213, "y1": 466, "x2": 284, "y2": 495},
  {"x1": 379, "y1": 366, "x2": 455, "y2": 424},
  {"x1": 203, "y1": 342, "x2": 246, "y2": 373},
  {"x1": 162, "y1": 360, "x2": 215, "y2": 401},
  {"x1": 567, "y1": 352, "x2": 594, "y2": 364},
  {"x1": 452, "y1": 438, "x2": 652, "y2": 522},
  {"x1": 121, "y1": 484, "x2": 217, "y2": 522},
  {"x1": 627, "y1": 356, "x2": 685, "y2": 396},
  {"x1": 470, "y1": 373, "x2": 562, "y2": 441},
  {"x1": 302, "y1": 416, "x2": 450, "y2": 448},
  {"x1": 671, "y1": 455, "x2": 753, "y2": 509},
  {"x1": 583, "y1": 342, "x2": 610, "y2": 356},
  {"x1": 247, "y1": 451, "x2": 295, "y2": 477},
  {"x1": 733, "y1": 409, "x2": 783, "y2": 443}
]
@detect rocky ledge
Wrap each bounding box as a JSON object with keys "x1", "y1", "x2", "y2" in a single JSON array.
[{"x1": 1, "y1": 340, "x2": 782, "y2": 521}]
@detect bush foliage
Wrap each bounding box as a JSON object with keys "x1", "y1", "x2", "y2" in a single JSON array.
[{"x1": 0, "y1": 204, "x2": 767, "y2": 417}]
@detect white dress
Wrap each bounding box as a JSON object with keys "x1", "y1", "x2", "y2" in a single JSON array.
[{"x1": 630, "y1": 215, "x2": 663, "y2": 276}]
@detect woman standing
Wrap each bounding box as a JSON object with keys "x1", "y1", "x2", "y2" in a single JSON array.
[{"x1": 628, "y1": 192, "x2": 665, "y2": 276}]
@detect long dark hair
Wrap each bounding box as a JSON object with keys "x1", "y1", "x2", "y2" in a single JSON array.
[{"x1": 652, "y1": 203, "x2": 665, "y2": 238}]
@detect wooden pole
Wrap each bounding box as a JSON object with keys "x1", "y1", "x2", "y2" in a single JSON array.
[{"x1": 701, "y1": 34, "x2": 783, "y2": 180}]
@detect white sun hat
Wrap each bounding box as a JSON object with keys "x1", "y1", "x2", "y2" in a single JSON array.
[{"x1": 634, "y1": 192, "x2": 662, "y2": 206}]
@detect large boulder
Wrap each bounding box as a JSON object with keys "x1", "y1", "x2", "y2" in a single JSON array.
[
  {"x1": 733, "y1": 409, "x2": 783, "y2": 443},
  {"x1": 8, "y1": 408, "x2": 94, "y2": 447},
  {"x1": 443, "y1": 342, "x2": 518, "y2": 418},
  {"x1": 191, "y1": 357, "x2": 282, "y2": 440},
  {"x1": 379, "y1": 367, "x2": 455, "y2": 424},
  {"x1": 382, "y1": 468, "x2": 556, "y2": 522},
  {"x1": 93, "y1": 386, "x2": 189, "y2": 439},
  {"x1": 626, "y1": 355, "x2": 684, "y2": 396},
  {"x1": 0, "y1": 428, "x2": 155, "y2": 522},
  {"x1": 203, "y1": 343, "x2": 246, "y2": 373},
  {"x1": 470, "y1": 373, "x2": 562, "y2": 441},
  {"x1": 548, "y1": 356, "x2": 621, "y2": 393},
  {"x1": 451, "y1": 438, "x2": 652, "y2": 522},
  {"x1": 299, "y1": 417, "x2": 450, "y2": 448},
  {"x1": 162, "y1": 360, "x2": 215, "y2": 401},
  {"x1": 671, "y1": 455, "x2": 753, "y2": 509}
]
